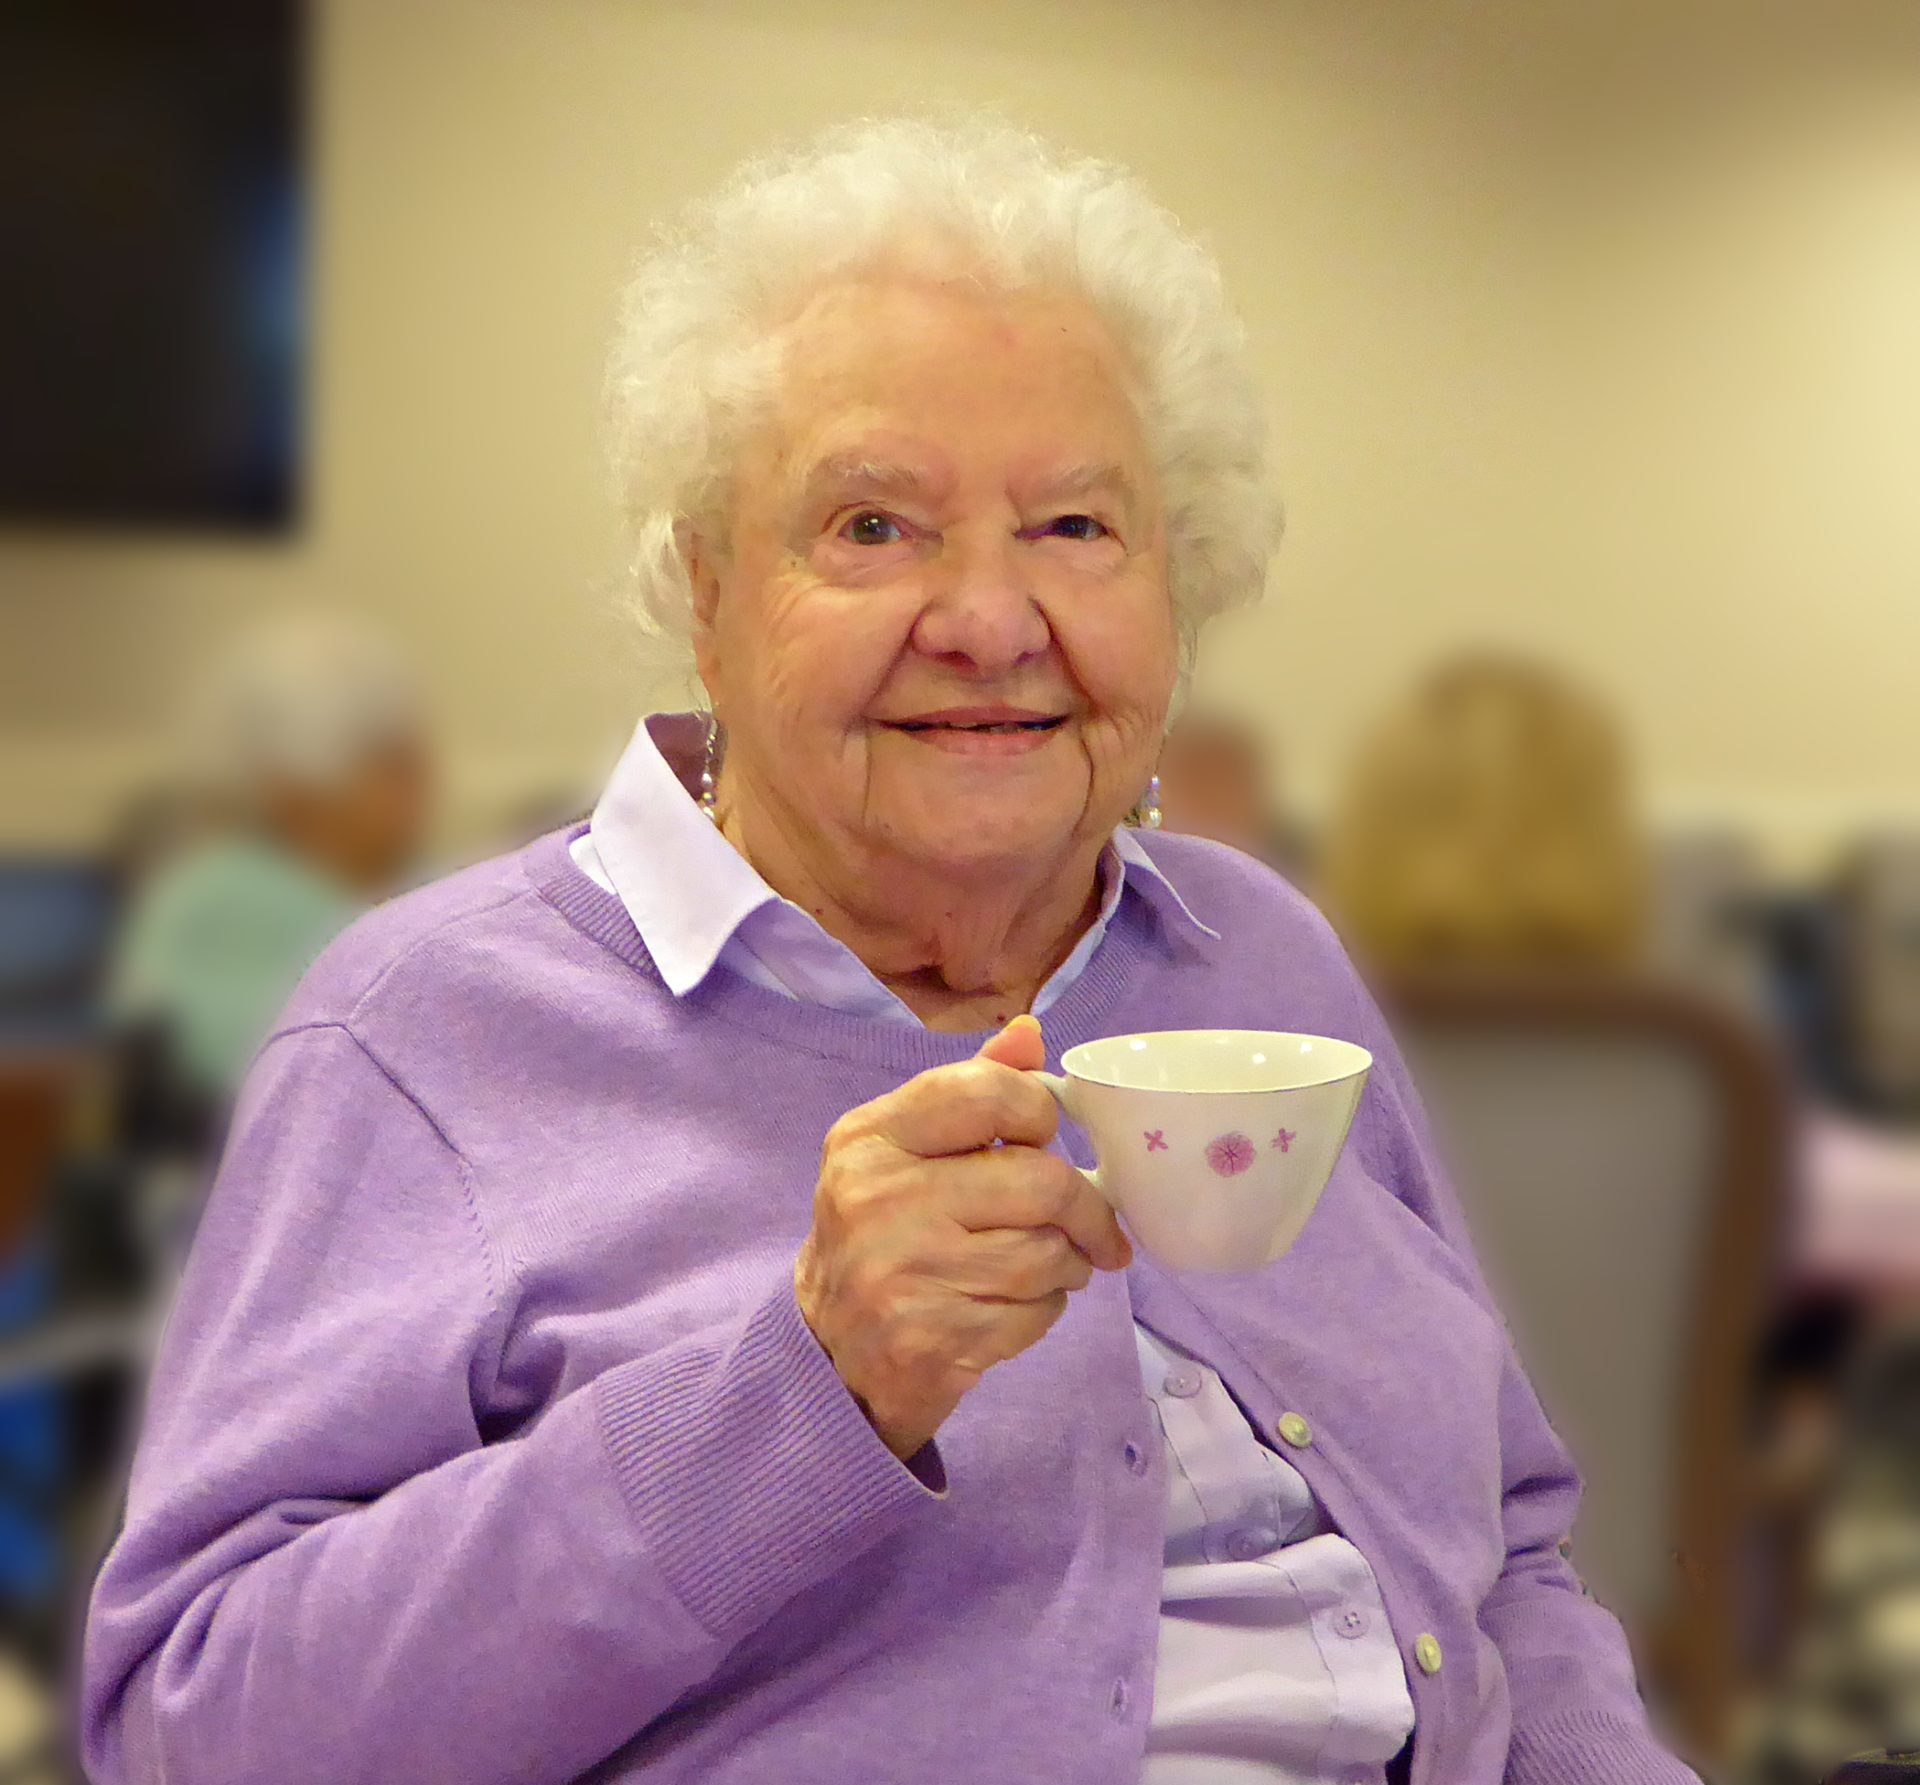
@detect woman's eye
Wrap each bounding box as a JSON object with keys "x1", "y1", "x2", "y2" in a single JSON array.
[
  {"x1": 1043, "y1": 514, "x2": 1110, "y2": 541},
  {"x1": 841, "y1": 510, "x2": 905, "y2": 547}
]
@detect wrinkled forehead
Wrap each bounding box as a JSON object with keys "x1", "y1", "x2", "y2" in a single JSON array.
[{"x1": 740, "y1": 274, "x2": 1157, "y2": 511}]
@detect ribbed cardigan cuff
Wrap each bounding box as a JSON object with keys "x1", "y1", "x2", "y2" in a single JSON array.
[
  {"x1": 1505, "y1": 1709, "x2": 1704, "y2": 1785},
  {"x1": 593, "y1": 1280, "x2": 942, "y2": 1644}
]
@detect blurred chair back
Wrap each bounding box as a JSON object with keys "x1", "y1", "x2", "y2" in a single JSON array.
[{"x1": 1387, "y1": 969, "x2": 1792, "y2": 1755}]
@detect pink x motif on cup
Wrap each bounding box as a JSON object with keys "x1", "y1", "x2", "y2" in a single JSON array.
[
  {"x1": 1272, "y1": 1128, "x2": 1296, "y2": 1153},
  {"x1": 1143, "y1": 1130, "x2": 1168, "y2": 1153}
]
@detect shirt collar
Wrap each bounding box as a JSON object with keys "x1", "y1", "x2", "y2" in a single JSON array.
[
  {"x1": 587, "y1": 712, "x2": 1217, "y2": 1000},
  {"x1": 586, "y1": 714, "x2": 778, "y2": 997},
  {"x1": 1110, "y1": 821, "x2": 1222, "y2": 945}
]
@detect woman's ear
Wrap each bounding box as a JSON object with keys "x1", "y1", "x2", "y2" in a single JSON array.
[
  {"x1": 680, "y1": 521, "x2": 724, "y2": 632},
  {"x1": 682, "y1": 522, "x2": 727, "y2": 687}
]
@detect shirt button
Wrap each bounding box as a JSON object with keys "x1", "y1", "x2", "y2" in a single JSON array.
[
  {"x1": 1226, "y1": 1525, "x2": 1278, "y2": 1561},
  {"x1": 1163, "y1": 1369, "x2": 1202, "y2": 1399},
  {"x1": 1414, "y1": 1632, "x2": 1445, "y2": 1675},
  {"x1": 1333, "y1": 1606, "x2": 1371, "y2": 1640},
  {"x1": 1122, "y1": 1440, "x2": 1148, "y2": 1476},
  {"x1": 1276, "y1": 1411, "x2": 1314, "y2": 1449},
  {"x1": 1109, "y1": 1677, "x2": 1131, "y2": 1717}
]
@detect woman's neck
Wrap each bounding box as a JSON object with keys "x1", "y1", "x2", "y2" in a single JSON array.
[{"x1": 715, "y1": 790, "x2": 1108, "y2": 1033}]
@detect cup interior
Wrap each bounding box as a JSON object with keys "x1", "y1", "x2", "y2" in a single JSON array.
[{"x1": 1060, "y1": 1029, "x2": 1372, "y2": 1095}]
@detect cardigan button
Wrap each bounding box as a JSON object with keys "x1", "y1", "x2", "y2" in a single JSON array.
[
  {"x1": 1226, "y1": 1525, "x2": 1278, "y2": 1561},
  {"x1": 1414, "y1": 1632, "x2": 1444, "y2": 1675},
  {"x1": 1276, "y1": 1411, "x2": 1314, "y2": 1449}
]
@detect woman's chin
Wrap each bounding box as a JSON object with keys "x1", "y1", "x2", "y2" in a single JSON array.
[{"x1": 876, "y1": 796, "x2": 1088, "y2": 877}]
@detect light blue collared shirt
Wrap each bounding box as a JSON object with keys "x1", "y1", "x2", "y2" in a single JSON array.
[{"x1": 571, "y1": 715, "x2": 1414, "y2": 1783}]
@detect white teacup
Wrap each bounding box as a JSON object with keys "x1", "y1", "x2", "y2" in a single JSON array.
[{"x1": 1037, "y1": 1030, "x2": 1372, "y2": 1273}]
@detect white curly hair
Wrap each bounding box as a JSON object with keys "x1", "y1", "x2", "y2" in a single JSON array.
[{"x1": 606, "y1": 114, "x2": 1282, "y2": 688}]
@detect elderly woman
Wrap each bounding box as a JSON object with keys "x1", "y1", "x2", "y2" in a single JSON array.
[
  {"x1": 82, "y1": 121, "x2": 1697, "y2": 1785},
  {"x1": 108, "y1": 609, "x2": 432, "y2": 1103}
]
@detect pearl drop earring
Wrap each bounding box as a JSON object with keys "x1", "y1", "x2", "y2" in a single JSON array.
[
  {"x1": 699, "y1": 714, "x2": 719, "y2": 821},
  {"x1": 1130, "y1": 772, "x2": 1162, "y2": 830}
]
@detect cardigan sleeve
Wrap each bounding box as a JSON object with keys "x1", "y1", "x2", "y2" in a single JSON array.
[
  {"x1": 1349, "y1": 986, "x2": 1704, "y2": 1785},
  {"x1": 81, "y1": 1021, "x2": 938, "y2": 1785}
]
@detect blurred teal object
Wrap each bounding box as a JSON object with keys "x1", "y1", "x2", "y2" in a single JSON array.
[{"x1": 109, "y1": 834, "x2": 362, "y2": 1096}]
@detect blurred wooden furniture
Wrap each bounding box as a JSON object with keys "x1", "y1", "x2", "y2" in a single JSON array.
[
  {"x1": 1385, "y1": 968, "x2": 1794, "y2": 1760},
  {"x1": 0, "y1": 1055, "x2": 92, "y2": 1265}
]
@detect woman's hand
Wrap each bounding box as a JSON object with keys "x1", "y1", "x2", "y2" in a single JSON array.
[{"x1": 795, "y1": 1014, "x2": 1133, "y2": 1461}]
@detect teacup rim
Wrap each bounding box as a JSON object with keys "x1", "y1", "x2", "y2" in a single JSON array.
[{"x1": 1059, "y1": 1029, "x2": 1374, "y2": 1095}]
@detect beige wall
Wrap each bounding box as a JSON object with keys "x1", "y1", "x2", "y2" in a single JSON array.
[{"x1": 3, "y1": 0, "x2": 1916, "y2": 866}]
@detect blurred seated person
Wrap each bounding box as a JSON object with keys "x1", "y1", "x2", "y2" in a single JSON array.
[
  {"x1": 108, "y1": 610, "x2": 432, "y2": 1113},
  {"x1": 1154, "y1": 710, "x2": 1307, "y2": 877},
  {"x1": 1321, "y1": 652, "x2": 1646, "y2": 974}
]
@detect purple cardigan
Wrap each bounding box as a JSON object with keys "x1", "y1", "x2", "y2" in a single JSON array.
[{"x1": 82, "y1": 825, "x2": 1700, "y2": 1785}]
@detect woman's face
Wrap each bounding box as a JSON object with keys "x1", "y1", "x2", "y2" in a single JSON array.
[{"x1": 693, "y1": 275, "x2": 1177, "y2": 880}]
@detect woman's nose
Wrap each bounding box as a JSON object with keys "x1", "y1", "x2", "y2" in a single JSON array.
[{"x1": 908, "y1": 535, "x2": 1052, "y2": 676}]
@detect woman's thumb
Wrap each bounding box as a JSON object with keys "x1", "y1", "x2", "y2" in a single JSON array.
[{"x1": 975, "y1": 1012, "x2": 1045, "y2": 1072}]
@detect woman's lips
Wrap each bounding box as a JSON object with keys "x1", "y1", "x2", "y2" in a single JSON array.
[{"x1": 881, "y1": 714, "x2": 1068, "y2": 756}]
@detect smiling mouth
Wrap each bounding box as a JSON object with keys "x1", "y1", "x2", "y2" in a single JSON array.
[{"x1": 887, "y1": 716, "x2": 1067, "y2": 735}]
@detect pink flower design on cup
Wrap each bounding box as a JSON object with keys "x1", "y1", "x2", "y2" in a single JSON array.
[{"x1": 1204, "y1": 1132, "x2": 1257, "y2": 1177}]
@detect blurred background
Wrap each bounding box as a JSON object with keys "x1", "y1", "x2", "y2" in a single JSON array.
[{"x1": 1, "y1": 1, "x2": 1917, "y2": 1778}]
